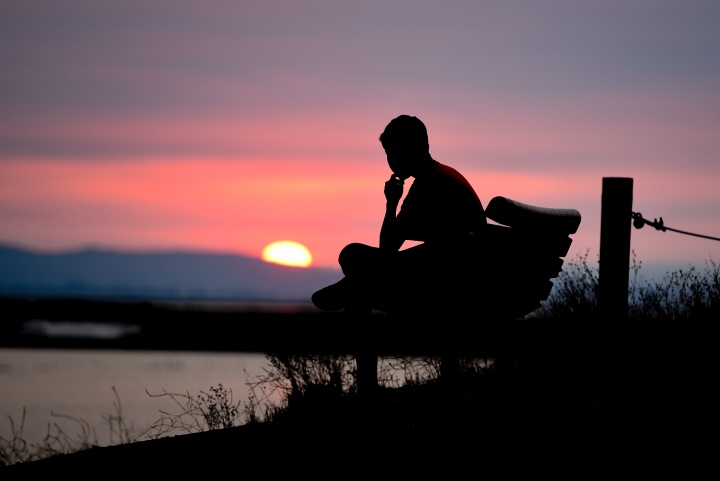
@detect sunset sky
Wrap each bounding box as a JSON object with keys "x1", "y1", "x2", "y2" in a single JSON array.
[{"x1": 1, "y1": 1, "x2": 719, "y2": 279}]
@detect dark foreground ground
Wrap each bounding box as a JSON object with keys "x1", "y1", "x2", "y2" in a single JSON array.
[{"x1": 2, "y1": 297, "x2": 720, "y2": 477}]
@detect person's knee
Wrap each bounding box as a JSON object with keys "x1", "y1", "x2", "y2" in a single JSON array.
[
  {"x1": 339, "y1": 242, "x2": 366, "y2": 264},
  {"x1": 339, "y1": 243, "x2": 375, "y2": 274}
]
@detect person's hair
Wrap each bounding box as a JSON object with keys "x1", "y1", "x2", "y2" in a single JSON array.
[{"x1": 379, "y1": 115, "x2": 429, "y2": 150}]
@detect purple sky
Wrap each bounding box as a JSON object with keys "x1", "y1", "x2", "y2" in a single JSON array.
[{"x1": 1, "y1": 1, "x2": 719, "y2": 278}]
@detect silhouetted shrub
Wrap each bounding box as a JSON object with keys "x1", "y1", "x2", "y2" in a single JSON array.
[{"x1": 538, "y1": 250, "x2": 719, "y2": 322}]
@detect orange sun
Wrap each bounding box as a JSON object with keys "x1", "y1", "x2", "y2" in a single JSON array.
[{"x1": 261, "y1": 240, "x2": 313, "y2": 267}]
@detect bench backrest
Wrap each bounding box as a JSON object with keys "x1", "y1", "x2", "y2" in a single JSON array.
[{"x1": 481, "y1": 196, "x2": 582, "y2": 319}]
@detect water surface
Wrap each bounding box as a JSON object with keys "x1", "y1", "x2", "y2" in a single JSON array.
[{"x1": 0, "y1": 347, "x2": 270, "y2": 447}]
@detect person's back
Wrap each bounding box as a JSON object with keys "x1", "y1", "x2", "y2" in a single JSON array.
[{"x1": 396, "y1": 159, "x2": 486, "y2": 243}]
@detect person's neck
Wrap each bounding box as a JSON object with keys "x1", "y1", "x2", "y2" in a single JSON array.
[{"x1": 412, "y1": 155, "x2": 436, "y2": 177}]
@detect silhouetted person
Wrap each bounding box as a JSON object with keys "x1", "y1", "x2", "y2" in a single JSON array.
[{"x1": 312, "y1": 114, "x2": 487, "y2": 315}]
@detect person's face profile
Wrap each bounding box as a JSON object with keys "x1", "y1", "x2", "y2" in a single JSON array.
[{"x1": 383, "y1": 142, "x2": 414, "y2": 179}]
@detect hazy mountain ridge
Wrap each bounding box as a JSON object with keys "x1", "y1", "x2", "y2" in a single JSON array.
[{"x1": 0, "y1": 244, "x2": 342, "y2": 302}]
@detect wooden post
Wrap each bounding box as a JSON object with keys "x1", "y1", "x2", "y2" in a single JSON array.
[{"x1": 598, "y1": 177, "x2": 633, "y2": 320}]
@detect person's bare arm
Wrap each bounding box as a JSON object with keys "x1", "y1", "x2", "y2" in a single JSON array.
[{"x1": 380, "y1": 174, "x2": 404, "y2": 252}]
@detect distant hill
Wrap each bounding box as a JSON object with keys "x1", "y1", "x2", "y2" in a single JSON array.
[{"x1": 0, "y1": 244, "x2": 342, "y2": 303}]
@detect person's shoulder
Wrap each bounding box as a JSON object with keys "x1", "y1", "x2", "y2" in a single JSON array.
[
  {"x1": 430, "y1": 160, "x2": 453, "y2": 174},
  {"x1": 432, "y1": 160, "x2": 468, "y2": 181}
]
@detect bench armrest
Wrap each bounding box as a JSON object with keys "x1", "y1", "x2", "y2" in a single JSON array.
[{"x1": 485, "y1": 196, "x2": 581, "y2": 235}]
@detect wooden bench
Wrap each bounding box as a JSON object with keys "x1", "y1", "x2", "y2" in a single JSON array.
[{"x1": 356, "y1": 196, "x2": 582, "y2": 393}]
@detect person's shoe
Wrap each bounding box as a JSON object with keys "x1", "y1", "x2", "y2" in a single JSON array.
[
  {"x1": 311, "y1": 281, "x2": 345, "y2": 311},
  {"x1": 343, "y1": 306, "x2": 372, "y2": 316}
]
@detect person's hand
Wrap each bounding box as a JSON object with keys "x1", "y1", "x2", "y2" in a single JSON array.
[{"x1": 384, "y1": 174, "x2": 404, "y2": 204}]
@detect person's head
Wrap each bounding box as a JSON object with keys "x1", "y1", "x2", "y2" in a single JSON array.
[{"x1": 379, "y1": 115, "x2": 432, "y2": 178}]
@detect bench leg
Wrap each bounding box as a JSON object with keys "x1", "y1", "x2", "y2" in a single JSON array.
[
  {"x1": 356, "y1": 351, "x2": 378, "y2": 398},
  {"x1": 440, "y1": 354, "x2": 459, "y2": 386},
  {"x1": 345, "y1": 306, "x2": 377, "y2": 398}
]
